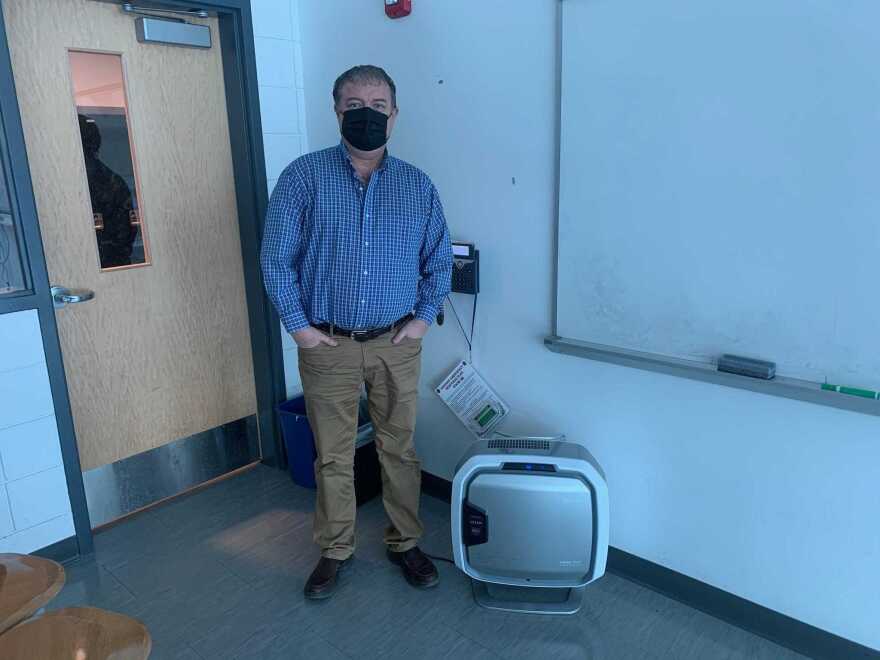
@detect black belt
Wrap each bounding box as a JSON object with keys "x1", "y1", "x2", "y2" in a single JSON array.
[{"x1": 313, "y1": 314, "x2": 414, "y2": 343}]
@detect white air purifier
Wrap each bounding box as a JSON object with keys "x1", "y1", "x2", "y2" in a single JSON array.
[{"x1": 451, "y1": 436, "x2": 609, "y2": 614}]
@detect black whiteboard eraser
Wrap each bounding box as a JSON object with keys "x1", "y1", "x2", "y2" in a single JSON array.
[{"x1": 717, "y1": 354, "x2": 776, "y2": 379}]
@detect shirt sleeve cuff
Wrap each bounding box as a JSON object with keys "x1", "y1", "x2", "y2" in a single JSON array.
[
  {"x1": 280, "y1": 310, "x2": 311, "y2": 334},
  {"x1": 414, "y1": 304, "x2": 439, "y2": 326}
]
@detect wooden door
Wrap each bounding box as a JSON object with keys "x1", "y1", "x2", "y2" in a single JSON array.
[{"x1": 3, "y1": 0, "x2": 257, "y2": 471}]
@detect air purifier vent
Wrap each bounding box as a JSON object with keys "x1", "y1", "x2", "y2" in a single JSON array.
[{"x1": 487, "y1": 438, "x2": 552, "y2": 452}]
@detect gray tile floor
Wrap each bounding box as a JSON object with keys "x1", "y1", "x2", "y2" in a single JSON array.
[{"x1": 49, "y1": 466, "x2": 808, "y2": 660}]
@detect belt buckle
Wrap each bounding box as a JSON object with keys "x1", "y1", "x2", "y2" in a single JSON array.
[{"x1": 350, "y1": 330, "x2": 370, "y2": 343}]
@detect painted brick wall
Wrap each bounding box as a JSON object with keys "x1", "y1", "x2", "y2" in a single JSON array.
[
  {"x1": 0, "y1": 309, "x2": 74, "y2": 553},
  {"x1": 251, "y1": 0, "x2": 308, "y2": 398}
]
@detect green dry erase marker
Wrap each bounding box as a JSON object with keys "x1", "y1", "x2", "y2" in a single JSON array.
[{"x1": 821, "y1": 383, "x2": 880, "y2": 399}]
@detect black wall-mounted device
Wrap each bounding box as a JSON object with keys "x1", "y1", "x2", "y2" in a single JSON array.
[{"x1": 451, "y1": 241, "x2": 480, "y2": 294}]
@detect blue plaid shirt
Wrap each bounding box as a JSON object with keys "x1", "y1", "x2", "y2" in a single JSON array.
[{"x1": 261, "y1": 142, "x2": 453, "y2": 333}]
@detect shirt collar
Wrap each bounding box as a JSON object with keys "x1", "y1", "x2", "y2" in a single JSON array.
[{"x1": 337, "y1": 140, "x2": 394, "y2": 173}]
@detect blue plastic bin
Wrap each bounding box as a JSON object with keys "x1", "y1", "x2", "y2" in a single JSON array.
[
  {"x1": 277, "y1": 396, "x2": 317, "y2": 488},
  {"x1": 278, "y1": 395, "x2": 375, "y2": 491}
]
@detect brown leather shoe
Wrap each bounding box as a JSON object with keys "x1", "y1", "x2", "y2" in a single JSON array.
[
  {"x1": 387, "y1": 547, "x2": 439, "y2": 589},
  {"x1": 304, "y1": 556, "x2": 350, "y2": 600}
]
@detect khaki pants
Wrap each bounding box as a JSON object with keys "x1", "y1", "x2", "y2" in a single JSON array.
[{"x1": 297, "y1": 332, "x2": 424, "y2": 560}]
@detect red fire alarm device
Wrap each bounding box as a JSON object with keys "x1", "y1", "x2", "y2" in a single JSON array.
[{"x1": 385, "y1": 0, "x2": 411, "y2": 19}]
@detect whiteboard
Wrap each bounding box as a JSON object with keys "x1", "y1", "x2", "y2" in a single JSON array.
[{"x1": 557, "y1": 0, "x2": 880, "y2": 389}]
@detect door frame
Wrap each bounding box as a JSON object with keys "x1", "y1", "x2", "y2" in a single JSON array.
[{"x1": 0, "y1": 0, "x2": 286, "y2": 558}]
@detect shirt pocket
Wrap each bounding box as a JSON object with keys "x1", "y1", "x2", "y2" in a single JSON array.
[{"x1": 379, "y1": 198, "x2": 426, "y2": 263}]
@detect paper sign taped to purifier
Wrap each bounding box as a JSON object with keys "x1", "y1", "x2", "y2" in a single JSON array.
[{"x1": 436, "y1": 361, "x2": 509, "y2": 437}]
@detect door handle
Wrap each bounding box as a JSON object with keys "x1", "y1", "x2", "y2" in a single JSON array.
[{"x1": 51, "y1": 286, "x2": 96, "y2": 309}]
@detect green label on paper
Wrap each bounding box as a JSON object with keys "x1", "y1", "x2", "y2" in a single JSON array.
[{"x1": 475, "y1": 405, "x2": 498, "y2": 427}]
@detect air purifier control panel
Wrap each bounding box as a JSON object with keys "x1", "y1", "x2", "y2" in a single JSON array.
[{"x1": 502, "y1": 462, "x2": 556, "y2": 472}]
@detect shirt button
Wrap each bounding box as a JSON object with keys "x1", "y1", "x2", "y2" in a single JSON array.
[
  {"x1": 364, "y1": 241, "x2": 369, "y2": 246},
  {"x1": 363, "y1": 270, "x2": 368, "y2": 275},
  {"x1": 360, "y1": 299, "x2": 365, "y2": 304}
]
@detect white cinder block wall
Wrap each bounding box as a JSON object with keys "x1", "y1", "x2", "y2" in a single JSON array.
[
  {"x1": 0, "y1": 310, "x2": 75, "y2": 553},
  {"x1": 251, "y1": 0, "x2": 307, "y2": 398}
]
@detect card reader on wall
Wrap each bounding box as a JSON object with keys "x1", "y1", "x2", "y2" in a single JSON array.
[{"x1": 452, "y1": 241, "x2": 480, "y2": 294}]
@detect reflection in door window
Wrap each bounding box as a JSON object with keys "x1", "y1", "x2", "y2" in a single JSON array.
[
  {"x1": 0, "y1": 128, "x2": 28, "y2": 295},
  {"x1": 69, "y1": 51, "x2": 149, "y2": 270}
]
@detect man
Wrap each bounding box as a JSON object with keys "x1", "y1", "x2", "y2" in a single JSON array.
[
  {"x1": 78, "y1": 114, "x2": 136, "y2": 269},
  {"x1": 261, "y1": 65, "x2": 453, "y2": 600}
]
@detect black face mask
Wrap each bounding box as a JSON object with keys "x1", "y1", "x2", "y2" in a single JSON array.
[{"x1": 341, "y1": 107, "x2": 389, "y2": 151}]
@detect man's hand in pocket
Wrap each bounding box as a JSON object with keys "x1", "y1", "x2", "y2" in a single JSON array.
[{"x1": 293, "y1": 327, "x2": 339, "y2": 349}]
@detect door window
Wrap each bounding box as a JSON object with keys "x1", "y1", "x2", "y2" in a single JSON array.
[
  {"x1": 0, "y1": 125, "x2": 28, "y2": 295},
  {"x1": 69, "y1": 51, "x2": 149, "y2": 271}
]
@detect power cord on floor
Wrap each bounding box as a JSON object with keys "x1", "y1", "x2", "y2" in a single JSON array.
[{"x1": 425, "y1": 552, "x2": 456, "y2": 565}]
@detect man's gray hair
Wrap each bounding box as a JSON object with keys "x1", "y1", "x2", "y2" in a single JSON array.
[{"x1": 332, "y1": 65, "x2": 397, "y2": 108}]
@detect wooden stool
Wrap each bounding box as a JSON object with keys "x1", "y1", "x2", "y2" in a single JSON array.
[
  {"x1": 0, "y1": 606, "x2": 151, "y2": 659},
  {"x1": 0, "y1": 553, "x2": 65, "y2": 635}
]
